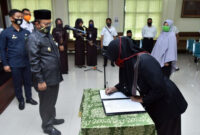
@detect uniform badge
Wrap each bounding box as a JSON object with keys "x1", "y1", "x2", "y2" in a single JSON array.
[
  {"x1": 47, "y1": 47, "x2": 51, "y2": 52},
  {"x1": 12, "y1": 35, "x2": 17, "y2": 39}
]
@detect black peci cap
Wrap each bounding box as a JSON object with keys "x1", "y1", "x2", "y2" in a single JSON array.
[{"x1": 34, "y1": 9, "x2": 51, "y2": 20}]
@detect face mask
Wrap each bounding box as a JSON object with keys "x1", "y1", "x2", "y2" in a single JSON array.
[
  {"x1": 115, "y1": 37, "x2": 147, "y2": 67},
  {"x1": 24, "y1": 15, "x2": 31, "y2": 22},
  {"x1": 40, "y1": 26, "x2": 51, "y2": 34},
  {"x1": 147, "y1": 22, "x2": 152, "y2": 26},
  {"x1": 162, "y1": 26, "x2": 170, "y2": 32},
  {"x1": 56, "y1": 24, "x2": 63, "y2": 28},
  {"x1": 14, "y1": 19, "x2": 23, "y2": 25},
  {"x1": 106, "y1": 23, "x2": 111, "y2": 27},
  {"x1": 89, "y1": 24, "x2": 93, "y2": 28}
]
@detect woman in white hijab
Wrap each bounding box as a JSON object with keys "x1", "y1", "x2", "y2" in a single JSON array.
[{"x1": 151, "y1": 19, "x2": 177, "y2": 78}]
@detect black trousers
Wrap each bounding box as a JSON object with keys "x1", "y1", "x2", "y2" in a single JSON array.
[
  {"x1": 38, "y1": 85, "x2": 59, "y2": 129},
  {"x1": 162, "y1": 62, "x2": 172, "y2": 78},
  {"x1": 156, "y1": 116, "x2": 181, "y2": 135},
  {"x1": 142, "y1": 38, "x2": 154, "y2": 53},
  {"x1": 103, "y1": 46, "x2": 114, "y2": 66},
  {"x1": 11, "y1": 66, "x2": 32, "y2": 102}
]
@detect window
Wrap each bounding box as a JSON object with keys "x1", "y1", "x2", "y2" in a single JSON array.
[
  {"x1": 11, "y1": 0, "x2": 53, "y2": 22},
  {"x1": 124, "y1": 0, "x2": 163, "y2": 39},
  {"x1": 68, "y1": 0, "x2": 108, "y2": 39}
]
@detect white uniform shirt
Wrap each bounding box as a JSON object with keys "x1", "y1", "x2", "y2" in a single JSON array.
[
  {"x1": 21, "y1": 20, "x2": 34, "y2": 33},
  {"x1": 142, "y1": 25, "x2": 157, "y2": 38},
  {"x1": 101, "y1": 26, "x2": 118, "y2": 46}
]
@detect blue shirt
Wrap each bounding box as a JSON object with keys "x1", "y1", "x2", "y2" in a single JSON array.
[{"x1": 0, "y1": 26, "x2": 30, "y2": 67}]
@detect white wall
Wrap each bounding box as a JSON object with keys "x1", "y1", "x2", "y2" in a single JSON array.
[
  {"x1": 108, "y1": 0, "x2": 124, "y2": 32},
  {"x1": 162, "y1": 0, "x2": 200, "y2": 32},
  {"x1": 52, "y1": 0, "x2": 200, "y2": 33},
  {"x1": 174, "y1": 0, "x2": 200, "y2": 32},
  {"x1": 52, "y1": 0, "x2": 69, "y2": 26}
]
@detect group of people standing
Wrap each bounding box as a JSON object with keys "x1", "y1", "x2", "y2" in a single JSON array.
[
  {"x1": 0, "y1": 9, "x2": 65, "y2": 135},
  {"x1": 73, "y1": 17, "x2": 118, "y2": 68}
]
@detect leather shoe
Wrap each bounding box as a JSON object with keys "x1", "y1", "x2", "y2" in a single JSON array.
[
  {"x1": 53, "y1": 119, "x2": 65, "y2": 125},
  {"x1": 19, "y1": 102, "x2": 25, "y2": 110},
  {"x1": 44, "y1": 126, "x2": 61, "y2": 135},
  {"x1": 26, "y1": 98, "x2": 38, "y2": 105}
]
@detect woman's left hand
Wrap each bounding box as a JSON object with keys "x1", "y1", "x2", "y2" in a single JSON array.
[{"x1": 130, "y1": 96, "x2": 143, "y2": 103}]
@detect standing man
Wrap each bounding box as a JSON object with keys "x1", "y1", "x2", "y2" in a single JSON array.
[
  {"x1": 142, "y1": 18, "x2": 157, "y2": 53},
  {"x1": 0, "y1": 9, "x2": 37, "y2": 110},
  {"x1": 21, "y1": 8, "x2": 34, "y2": 33},
  {"x1": 26, "y1": 10, "x2": 64, "y2": 135},
  {"x1": 101, "y1": 18, "x2": 118, "y2": 67}
]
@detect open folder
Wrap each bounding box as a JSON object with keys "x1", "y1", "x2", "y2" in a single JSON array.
[{"x1": 100, "y1": 90, "x2": 146, "y2": 116}]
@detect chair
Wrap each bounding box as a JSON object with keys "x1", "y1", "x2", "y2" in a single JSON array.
[
  {"x1": 193, "y1": 42, "x2": 200, "y2": 70},
  {"x1": 186, "y1": 39, "x2": 195, "y2": 53}
]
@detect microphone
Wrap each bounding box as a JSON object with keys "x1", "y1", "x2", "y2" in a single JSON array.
[{"x1": 64, "y1": 25, "x2": 86, "y2": 34}]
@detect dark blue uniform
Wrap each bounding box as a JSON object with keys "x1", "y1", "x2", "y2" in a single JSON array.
[{"x1": 0, "y1": 26, "x2": 32, "y2": 102}]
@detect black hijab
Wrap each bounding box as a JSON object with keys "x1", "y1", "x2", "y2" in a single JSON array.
[
  {"x1": 104, "y1": 37, "x2": 144, "y2": 62},
  {"x1": 55, "y1": 18, "x2": 63, "y2": 30},
  {"x1": 75, "y1": 18, "x2": 83, "y2": 29},
  {"x1": 88, "y1": 20, "x2": 94, "y2": 28}
]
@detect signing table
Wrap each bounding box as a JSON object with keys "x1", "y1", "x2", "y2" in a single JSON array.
[{"x1": 79, "y1": 89, "x2": 156, "y2": 135}]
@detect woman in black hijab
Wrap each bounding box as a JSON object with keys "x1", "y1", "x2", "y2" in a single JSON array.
[
  {"x1": 104, "y1": 37, "x2": 187, "y2": 135},
  {"x1": 86, "y1": 20, "x2": 97, "y2": 66},
  {"x1": 52, "y1": 18, "x2": 69, "y2": 74},
  {"x1": 73, "y1": 18, "x2": 86, "y2": 68}
]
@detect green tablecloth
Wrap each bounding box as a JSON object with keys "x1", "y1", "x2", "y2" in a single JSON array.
[{"x1": 79, "y1": 89, "x2": 156, "y2": 135}]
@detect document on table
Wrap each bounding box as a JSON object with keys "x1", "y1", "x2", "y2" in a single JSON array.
[
  {"x1": 99, "y1": 90, "x2": 129, "y2": 100},
  {"x1": 102, "y1": 99, "x2": 145, "y2": 115}
]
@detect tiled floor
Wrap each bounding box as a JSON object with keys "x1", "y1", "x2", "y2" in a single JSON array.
[{"x1": 0, "y1": 53, "x2": 199, "y2": 135}]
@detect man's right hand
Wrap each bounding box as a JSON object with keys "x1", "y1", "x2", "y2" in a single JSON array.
[
  {"x1": 4, "y1": 66, "x2": 11, "y2": 72},
  {"x1": 38, "y1": 82, "x2": 47, "y2": 91}
]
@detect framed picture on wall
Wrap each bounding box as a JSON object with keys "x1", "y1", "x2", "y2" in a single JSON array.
[{"x1": 181, "y1": 0, "x2": 200, "y2": 18}]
